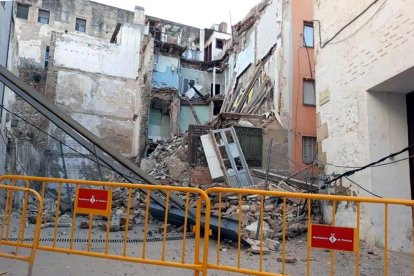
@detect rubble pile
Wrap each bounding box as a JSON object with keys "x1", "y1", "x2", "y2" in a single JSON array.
[
  {"x1": 99, "y1": 187, "x2": 144, "y2": 232},
  {"x1": 23, "y1": 134, "x2": 322, "y2": 251},
  {"x1": 141, "y1": 136, "x2": 191, "y2": 186},
  {"x1": 27, "y1": 197, "x2": 58, "y2": 224},
  {"x1": 208, "y1": 189, "x2": 322, "y2": 252}
]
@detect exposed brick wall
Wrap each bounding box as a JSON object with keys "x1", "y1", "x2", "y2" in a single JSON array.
[{"x1": 190, "y1": 166, "x2": 213, "y2": 185}]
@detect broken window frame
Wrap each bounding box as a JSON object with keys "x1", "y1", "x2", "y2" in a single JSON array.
[
  {"x1": 38, "y1": 9, "x2": 50, "y2": 24},
  {"x1": 75, "y1": 18, "x2": 86, "y2": 32},
  {"x1": 302, "y1": 136, "x2": 317, "y2": 164},
  {"x1": 210, "y1": 127, "x2": 254, "y2": 188},
  {"x1": 303, "y1": 78, "x2": 316, "y2": 106},
  {"x1": 303, "y1": 21, "x2": 314, "y2": 48},
  {"x1": 16, "y1": 4, "x2": 29, "y2": 20}
]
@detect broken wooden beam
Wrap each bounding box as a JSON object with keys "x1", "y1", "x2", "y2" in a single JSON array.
[{"x1": 252, "y1": 169, "x2": 318, "y2": 192}]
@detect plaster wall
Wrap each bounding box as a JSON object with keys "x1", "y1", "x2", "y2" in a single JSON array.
[
  {"x1": 256, "y1": 0, "x2": 281, "y2": 61},
  {"x1": 290, "y1": 0, "x2": 315, "y2": 170},
  {"x1": 53, "y1": 25, "x2": 141, "y2": 79},
  {"x1": 204, "y1": 31, "x2": 231, "y2": 61},
  {"x1": 234, "y1": 30, "x2": 255, "y2": 77},
  {"x1": 15, "y1": 0, "x2": 136, "y2": 67},
  {"x1": 152, "y1": 54, "x2": 180, "y2": 89},
  {"x1": 315, "y1": 0, "x2": 414, "y2": 252},
  {"x1": 180, "y1": 67, "x2": 224, "y2": 96},
  {"x1": 49, "y1": 26, "x2": 146, "y2": 158}
]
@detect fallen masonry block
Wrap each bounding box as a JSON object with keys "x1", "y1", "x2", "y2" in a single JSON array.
[
  {"x1": 109, "y1": 215, "x2": 121, "y2": 232},
  {"x1": 158, "y1": 224, "x2": 173, "y2": 234},
  {"x1": 251, "y1": 245, "x2": 270, "y2": 255},
  {"x1": 265, "y1": 238, "x2": 281, "y2": 251},
  {"x1": 245, "y1": 238, "x2": 256, "y2": 247},
  {"x1": 41, "y1": 222, "x2": 71, "y2": 229},
  {"x1": 246, "y1": 220, "x2": 272, "y2": 239},
  {"x1": 277, "y1": 256, "x2": 297, "y2": 263}
]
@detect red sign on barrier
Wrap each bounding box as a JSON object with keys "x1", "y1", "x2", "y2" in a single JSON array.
[
  {"x1": 311, "y1": 224, "x2": 357, "y2": 252},
  {"x1": 75, "y1": 188, "x2": 112, "y2": 216}
]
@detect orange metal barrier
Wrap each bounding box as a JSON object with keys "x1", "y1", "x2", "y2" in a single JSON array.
[
  {"x1": 205, "y1": 187, "x2": 414, "y2": 276},
  {"x1": 1, "y1": 174, "x2": 413, "y2": 276},
  {"x1": 0, "y1": 175, "x2": 211, "y2": 276},
  {"x1": 0, "y1": 181, "x2": 43, "y2": 276}
]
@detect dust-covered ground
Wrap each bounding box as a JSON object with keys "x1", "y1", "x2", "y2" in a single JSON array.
[{"x1": 0, "y1": 233, "x2": 411, "y2": 276}]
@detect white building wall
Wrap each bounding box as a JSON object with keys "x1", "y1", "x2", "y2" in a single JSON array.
[
  {"x1": 205, "y1": 31, "x2": 232, "y2": 61},
  {"x1": 53, "y1": 25, "x2": 141, "y2": 79},
  {"x1": 315, "y1": 0, "x2": 414, "y2": 252},
  {"x1": 50, "y1": 25, "x2": 145, "y2": 157},
  {"x1": 256, "y1": 0, "x2": 282, "y2": 62}
]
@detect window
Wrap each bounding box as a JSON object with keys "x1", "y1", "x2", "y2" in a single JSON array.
[
  {"x1": 37, "y1": 9, "x2": 49, "y2": 24},
  {"x1": 182, "y1": 79, "x2": 196, "y2": 94},
  {"x1": 303, "y1": 22, "x2": 314, "y2": 47},
  {"x1": 16, "y1": 4, "x2": 29, "y2": 19},
  {"x1": 204, "y1": 43, "x2": 212, "y2": 61},
  {"x1": 302, "y1": 136, "x2": 317, "y2": 164},
  {"x1": 216, "y1": 39, "x2": 224, "y2": 49},
  {"x1": 44, "y1": 46, "x2": 50, "y2": 68},
  {"x1": 213, "y1": 100, "x2": 223, "y2": 115},
  {"x1": 303, "y1": 79, "x2": 316, "y2": 106},
  {"x1": 75, "y1": 18, "x2": 86, "y2": 32},
  {"x1": 210, "y1": 83, "x2": 221, "y2": 97}
]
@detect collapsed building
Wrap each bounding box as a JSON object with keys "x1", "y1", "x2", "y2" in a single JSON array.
[
  {"x1": 4, "y1": 0, "x2": 317, "y2": 185},
  {"x1": 4, "y1": 0, "x2": 234, "y2": 182},
  {"x1": 0, "y1": 0, "x2": 325, "y2": 247}
]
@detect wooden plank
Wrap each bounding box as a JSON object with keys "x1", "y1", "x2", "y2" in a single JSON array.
[{"x1": 252, "y1": 169, "x2": 318, "y2": 192}]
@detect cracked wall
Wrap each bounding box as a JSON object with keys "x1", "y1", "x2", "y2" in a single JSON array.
[{"x1": 11, "y1": 0, "x2": 151, "y2": 180}]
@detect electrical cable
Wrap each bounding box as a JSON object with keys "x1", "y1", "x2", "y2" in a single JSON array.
[
  {"x1": 0, "y1": 129, "x2": 29, "y2": 175},
  {"x1": 344, "y1": 176, "x2": 382, "y2": 198},
  {"x1": 325, "y1": 143, "x2": 414, "y2": 186},
  {"x1": 314, "y1": 0, "x2": 381, "y2": 48},
  {"x1": 321, "y1": 155, "x2": 414, "y2": 169},
  {"x1": 0, "y1": 105, "x2": 142, "y2": 182}
]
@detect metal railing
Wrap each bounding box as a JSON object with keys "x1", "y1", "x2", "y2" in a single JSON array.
[
  {"x1": 0, "y1": 175, "x2": 211, "y2": 276},
  {"x1": 205, "y1": 187, "x2": 414, "y2": 276},
  {"x1": 0, "y1": 182, "x2": 43, "y2": 276},
  {"x1": 0, "y1": 175, "x2": 413, "y2": 276}
]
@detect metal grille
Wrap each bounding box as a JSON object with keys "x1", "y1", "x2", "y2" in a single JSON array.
[
  {"x1": 188, "y1": 124, "x2": 212, "y2": 166},
  {"x1": 233, "y1": 126, "x2": 263, "y2": 167}
]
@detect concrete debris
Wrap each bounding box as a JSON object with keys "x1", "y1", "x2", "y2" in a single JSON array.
[
  {"x1": 208, "y1": 190, "x2": 322, "y2": 244},
  {"x1": 27, "y1": 197, "x2": 58, "y2": 224},
  {"x1": 277, "y1": 256, "x2": 297, "y2": 264},
  {"x1": 41, "y1": 222, "x2": 71, "y2": 229},
  {"x1": 158, "y1": 224, "x2": 172, "y2": 234},
  {"x1": 251, "y1": 245, "x2": 270, "y2": 255},
  {"x1": 141, "y1": 136, "x2": 191, "y2": 185},
  {"x1": 265, "y1": 238, "x2": 281, "y2": 251}
]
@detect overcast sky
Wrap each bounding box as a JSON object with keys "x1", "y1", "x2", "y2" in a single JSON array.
[{"x1": 93, "y1": 0, "x2": 262, "y2": 30}]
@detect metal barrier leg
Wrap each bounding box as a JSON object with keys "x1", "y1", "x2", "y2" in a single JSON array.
[
  {"x1": 27, "y1": 263, "x2": 34, "y2": 276},
  {"x1": 194, "y1": 197, "x2": 202, "y2": 276}
]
